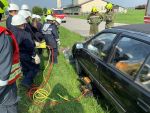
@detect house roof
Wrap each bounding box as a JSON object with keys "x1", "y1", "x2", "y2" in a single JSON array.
[
  {"x1": 102, "y1": 0, "x2": 127, "y2": 8},
  {"x1": 63, "y1": 0, "x2": 95, "y2": 9}
]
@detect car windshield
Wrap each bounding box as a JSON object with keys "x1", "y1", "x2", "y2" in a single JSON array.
[{"x1": 53, "y1": 10, "x2": 63, "y2": 14}]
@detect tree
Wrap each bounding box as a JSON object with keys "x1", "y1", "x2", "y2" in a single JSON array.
[
  {"x1": 43, "y1": 8, "x2": 47, "y2": 15},
  {"x1": 32, "y1": 6, "x2": 43, "y2": 15}
]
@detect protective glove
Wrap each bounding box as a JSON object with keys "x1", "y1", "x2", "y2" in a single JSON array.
[
  {"x1": 32, "y1": 54, "x2": 41, "y2": 64},
  {"x1": 35, "y1": 41, "x2": 40, "y2": 47},
  {"x1": 56, "y1": 39, "x2": 60, "y2": 46}
]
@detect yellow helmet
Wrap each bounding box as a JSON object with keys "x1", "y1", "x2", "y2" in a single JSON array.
[
  {"x1": 105, "y1": 3, "x2": 113, "y2": 10},
  {"x1": 91, "y1": 7, "x2": 98, "y2": 13},
  {"x1": 47, "y1": 9, "x2": 52, "y2": 15}
]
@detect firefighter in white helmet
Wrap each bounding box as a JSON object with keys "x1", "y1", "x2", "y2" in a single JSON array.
[
  {"x1": 11, "y1": 14, "x2": 40, "y2": 89},
  {"x1": 6, "y1": 3, "x2": 19, "y2": 30},
  {"x1": 42, "y1": 15, "x2": 59, "y2": 64}
]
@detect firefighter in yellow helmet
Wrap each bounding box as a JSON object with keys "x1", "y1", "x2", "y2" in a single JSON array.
[
  {"x1": 87, "y1": 7, "x2": 103, "y2": 36},
  {"x1": 0, "y1": 0, "x2": 9, "y2": 20},
  {"x1": 44, "y1": 9, "x2": 52, "y2": 22},
  {"x1": 104, "y1": 3, "x2": 115, "y2": 29},
  {"x1": 47, "y1": 9, "x2": 52, "y2": 15}
]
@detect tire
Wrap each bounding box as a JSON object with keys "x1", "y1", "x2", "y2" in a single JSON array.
[{"x1": 75, "y1": 59, "x2": 82, "y2": 75}]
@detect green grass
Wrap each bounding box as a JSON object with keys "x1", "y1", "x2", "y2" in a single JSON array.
[
  {"x1": 0, "y1": 21, "x2": 6, "y2": 27},
  {"x1": 70, "y1": 9, "x2": 145, "y2": 24},
  {"x1": 115, "y1": 9, "x2": 145, "y2": 24},
  {"x1": 18, "y1": 27, "x2": 113, "y2": 113}
]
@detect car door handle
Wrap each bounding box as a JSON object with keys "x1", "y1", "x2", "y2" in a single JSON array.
[
  {"x1": 94, "y1": 63, "x2": 99, "y2": 71},
  {"x1": 137, "y1": 98, "x2": 150, "y2": 112}
]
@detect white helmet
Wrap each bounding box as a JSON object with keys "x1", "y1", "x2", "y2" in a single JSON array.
[
  {"x1": 11, "y1": 14, "x2": 27, "y2": 26},
  {"x1": 8, "y1": 3, "x2": 19, "y2": 11},
  {"x1": 56, "y1": 18, "x2": 61, "y2": 24},
  {"x1": 21, "y1": 4, "x2": 29, "y2": 10},
  {"x1": 36, "y1": 15, "x2": 41, "y2": 19},
  {"x1": 18, "y1": 10, "x2": 29, "y2": 19},
  {"x1": 32, "y1": 14, "x2": 37, "y2": 19},
  {"x1": 26, "y1": 11, "x2": 32, "y2": 17},
  {"x1": 46, "y1": 15, "x2": 55, "y2": 21}
]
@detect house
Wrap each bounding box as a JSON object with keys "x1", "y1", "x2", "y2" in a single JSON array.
[
  {"x1": 63, "y1": 0, "x2": 107, "y2": 15},
  {"x1": 113, "y1": 5, "x2": 127, "y2": 13},
  {"x1": 63, "y1": 0, "x2": 127, "y2": 15}
]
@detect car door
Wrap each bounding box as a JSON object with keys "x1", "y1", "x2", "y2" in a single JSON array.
[
  {"x1": 80, "y1": 32, "x2": 117, "y2": 82},
  {"x1": 135, "y1": 56, "x2": 150, "y2": 113},
  {"x1": 106, "y1": 36, "x2": 150, "y2": 113}
]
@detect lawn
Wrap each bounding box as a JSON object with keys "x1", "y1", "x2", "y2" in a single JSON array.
[
  {"x1": 115, "y1": 9, "x2": 145, "y2": 24},
  {"x1": 70, "y1": 9, "x2": 145, "y2": 24},
  {"x1": 17, "y1": 27, "x2": 113, "y2": 113}
]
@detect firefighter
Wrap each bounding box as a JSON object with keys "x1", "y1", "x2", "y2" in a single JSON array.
[
  {"x1": 42, "y1": 15, "x2": 59, "y2": 64},
  {"x1": 6, "y1": 3, "x2": 19, "y2": 30},
  {"x1": 47, "y1": 9, "x2": 52, "y2": 16},
  {"x1": 54, "y1": 18, "x2": 61, "y2": 46},
  {"x1": 32, "y1": 15, "x2": 44, "y2": 55},
  {"x1": 0, "y1": 26, "x2": 22, "y2": 113},
  {"x1": 44, "y1": 9, "x2": 52, "y2": 22},
  {"x1": 36, "y1": 15, "x2": 43, "y2": 32},
  {"x1": 11, "y1": 14, "x2": 40, "y2": 89},
  {"x1": 87, "y1": 7, "x2": 103, "y2": 36},
  {"x1": 21, "y1": 4, "x2": 31, "y2": 18},
  {"x1": 104, "y1": 3, "x2": 115, "y2": 29},
  {"x1": 0, "y1": 0, "x2": 9, "y2": 20},
  {"x1": 25, "y1": 12, "x2": 41, "y2": 43}
]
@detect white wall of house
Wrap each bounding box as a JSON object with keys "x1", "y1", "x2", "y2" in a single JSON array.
[
  {"x1": 114, "y1": 7, "x2": 127, "y2": 13},
  {"x1": 81, "y1": 0, "x2": 107, "y2": 13},
  {"x1": 119, "y1": 7, "x2": 127, "y2": 13}
]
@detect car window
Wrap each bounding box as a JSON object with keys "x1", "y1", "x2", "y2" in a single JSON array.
[
  {"x1": 86, "y1": 33, "x2": 116, "y2": 60},
  {"x1": 110, "y1": 37, "x2": 150, "y2": 78},
  {"x1": 138, "y1": 57, "x2": 150, "y2": 91}
]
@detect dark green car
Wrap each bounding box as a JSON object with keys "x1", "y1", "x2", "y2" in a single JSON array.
[{"x1": 72, "y1": 24, "x2": 150, "y2": 113}]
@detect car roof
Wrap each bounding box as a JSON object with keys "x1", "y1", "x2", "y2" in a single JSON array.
[
  {"x1": 111, "y1": 24, "x2": 150, "y2": 43},
  {"x1": 113, "y1": 24, "x2": 150, "y2": 35}
]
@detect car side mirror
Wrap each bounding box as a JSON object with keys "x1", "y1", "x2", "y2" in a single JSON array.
[
  {"x1": 93, "y1": 40, "x2": 105, "y2": 50},
  {"x1": 140, "y1": 64, "x2": 150, "y2": 82},
  {"x1": 76, "y1": 43, "x2": 83, "y2": 49}
]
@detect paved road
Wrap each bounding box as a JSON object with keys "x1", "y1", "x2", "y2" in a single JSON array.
[{"x1": 62, "y1": 17, "x2": 126, "y2": 37}]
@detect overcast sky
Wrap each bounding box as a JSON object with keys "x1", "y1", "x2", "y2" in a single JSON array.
[{"x1": 10, "y1": 0, "x2": 148, "y2": 9}]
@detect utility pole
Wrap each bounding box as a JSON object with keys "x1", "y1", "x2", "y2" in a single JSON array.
[{"x1": 57, "y1": 0, "x2": 62, "y2": 8}]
